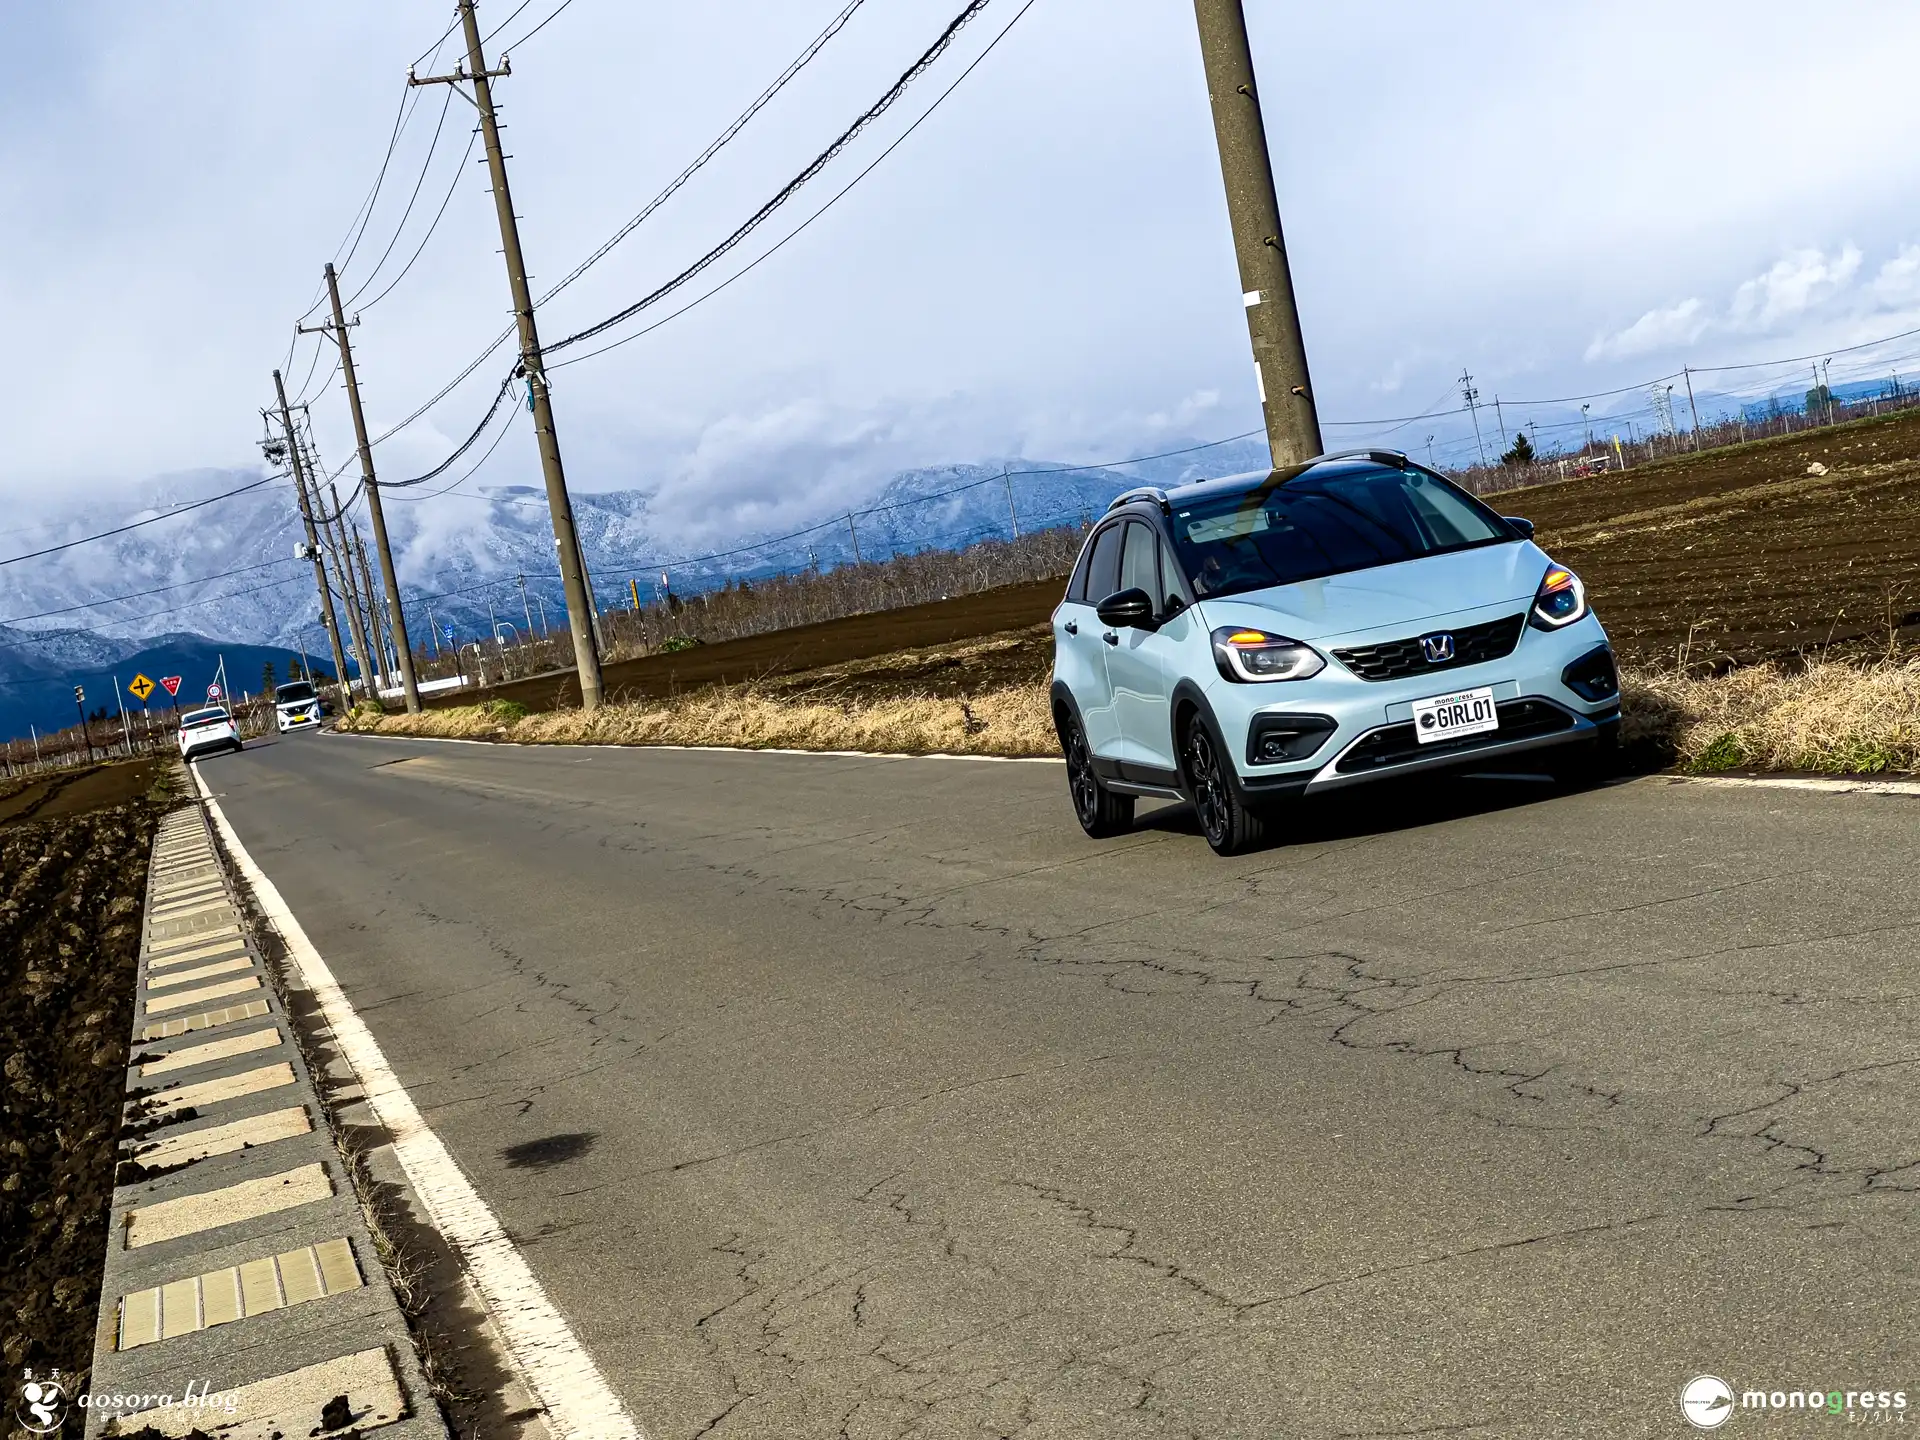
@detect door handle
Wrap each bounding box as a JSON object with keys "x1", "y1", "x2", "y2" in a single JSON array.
[
  {"x1": 1063, "y1": 619, "x2": 1078, "y2": 635},
  {"x1": 1103, "y1": 631, "x2": 1119, "y2": 645}
]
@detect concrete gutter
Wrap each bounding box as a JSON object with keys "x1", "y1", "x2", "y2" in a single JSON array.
[{"x1": 83, "y1": 779, "x2": 447, "y2": 1440}]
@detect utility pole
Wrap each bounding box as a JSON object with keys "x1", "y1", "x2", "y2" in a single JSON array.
[
  {"x1": 847, "y1": 514, "x2": 863, "y2": 565},
  {"x1": 412, "y1": 1, "x2": 604, "y2": 710},
  {"x1": 1460, "y1": 371, "x2": 1487, "y2": 466},
  {"x1": 1192, "y1": 0, "x2": 1321, "y2": 466},
  {"x1": 325, "y1": 481, "x2": 377, "y2": 699},
  {"x1": 352, "y1": 527, "x2": 390, "y2": 690},
  {"x1": 74, "y1": 687, "x2": 92, "y2": 764},
  {"x1": 1683, "y1": 367, "x2": 1703, "y2": 450},
  {"x1": 517, "y1": 573, "x2": 536, "y2": 636},
  {"x1": 301, "y1": 264, "x2": 421, "y2": 712},
  {"x1": 1494, "y1": 395, "x2": 1507, "y2": 450},
  {"x1": 272, "y1": 373, "x2": 352, "y2": 711},
  {"x1": 1002, "y1": 469, "x2": 1021, "y2": 539}
]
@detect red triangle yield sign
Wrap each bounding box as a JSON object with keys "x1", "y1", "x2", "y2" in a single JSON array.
[{"x1": 159, "y1": 676, "x2": 182, "y2": 696}]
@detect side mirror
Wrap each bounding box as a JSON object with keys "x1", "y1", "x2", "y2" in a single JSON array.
[
  {"x1": 1096, "y1": 587, "x2": 1158, "y2": 630},
  {"x1": 1504, "y1": 516, "x2": 1536, "y2": 539}
]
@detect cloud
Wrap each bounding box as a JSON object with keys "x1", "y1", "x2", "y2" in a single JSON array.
[
  {"x1": 1586, "y1": 244, "x2": 1869, "y2": 363},
  {"x1": 1871, "y1": 244, "x2": 1920, "y2": 306},
  {"x1": 1584, "y1": 297, "x2": 1709, "y2": 361},
  {"x1": 1728, "y1": 244, "x2": 1862, "y2": 329}
]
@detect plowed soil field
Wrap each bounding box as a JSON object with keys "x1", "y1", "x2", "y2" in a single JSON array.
[
  {"x1": 439, "y1": 408, "x2": 1920, "y2": 717},
  {"x1": 2, "y1": 759, "x2": 173, "y2": 1402},
  {"x1": 1494, "y1": 410, "x2": 1920, "y2": 668}
]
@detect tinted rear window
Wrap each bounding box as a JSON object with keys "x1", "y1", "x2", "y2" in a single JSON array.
[
  {"x1": 1170, "y1": 464, "x2": 1514, "y2": 598},
  {"x1": 182, "y1": 711, "x2": 228, "y2": 729},
  {"x1": 1083, "y1": 523, "x2": 1124, "y2": 603}
]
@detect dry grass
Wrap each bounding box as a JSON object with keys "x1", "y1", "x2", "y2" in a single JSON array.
[
  {"x1": 340, "y1": 658, "x2": 1920, "y2": 776},
  {"x1": 1625, "y1": 657, "x2": 1920, "y2": 774},
  {"x1": 338, "y1": 683, "x2": 1060, "y2": 758}
]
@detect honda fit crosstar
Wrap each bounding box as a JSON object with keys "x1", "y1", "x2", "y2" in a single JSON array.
[{"x1": 1050, "y1": 450, "x2": 1618, "y2": 855}]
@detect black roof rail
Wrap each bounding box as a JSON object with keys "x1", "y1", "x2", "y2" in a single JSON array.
[
  {"x1": 1308, "y1": 447, "x2": 1410, "y2": 468},
  {"x1": 1105, "y1": 486, "x2": 1171, "y2": 513}
]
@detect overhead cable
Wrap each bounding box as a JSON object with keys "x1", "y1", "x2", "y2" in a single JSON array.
[{"x1": 546, "y1": 0, "x2": 993, "y2": 356}]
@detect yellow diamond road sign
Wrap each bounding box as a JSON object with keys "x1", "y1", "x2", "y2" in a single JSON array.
[{"x1": 128, "y1": 674, "x2": 155, "y2": 702}]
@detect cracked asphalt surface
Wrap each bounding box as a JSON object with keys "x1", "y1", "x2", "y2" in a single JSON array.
[{"x1": 200, "y1": 734, "x2": 1920, "y2": 1439}]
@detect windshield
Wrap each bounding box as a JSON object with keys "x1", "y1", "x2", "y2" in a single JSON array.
[
  {"x1": 275, "y1": 682, "x2": 316, "y2": 702},
  {"x1": 182, "y1": 709, "x2": 229, "y2": 729},
  {"x1": 1169, "y1": 463, "x2": 1516, "y2": 599}
]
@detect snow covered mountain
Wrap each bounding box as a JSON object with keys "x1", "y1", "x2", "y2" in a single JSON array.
[{"x1": 0, "y1": 435, "x2": 1270, "y2": 666}]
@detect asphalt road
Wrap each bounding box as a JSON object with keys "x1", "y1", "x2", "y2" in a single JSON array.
[{"x1": 199, "y1": 733, "x2": 1920, "y2": 1439}]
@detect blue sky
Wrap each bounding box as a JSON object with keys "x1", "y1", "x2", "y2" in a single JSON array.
[{"x1": 8, "y1": 1, "x2": 1920, "y2": 548}]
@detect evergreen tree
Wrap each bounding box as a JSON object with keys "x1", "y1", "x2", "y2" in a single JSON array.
[{"x1": 1500, "y1": 432, "x2": 1536, "y2": 466}]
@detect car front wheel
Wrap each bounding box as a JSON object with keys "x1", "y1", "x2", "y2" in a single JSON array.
[
  {"x1": 1058, "y1": 709, "x2": 1134, "y2": 838},
  {"x1": 1183, "y1": 713, "x2": 1267, "y2": 857}
]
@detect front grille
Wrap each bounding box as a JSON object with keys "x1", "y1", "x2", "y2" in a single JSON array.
[
  {"x1": 1331, "y1": 612, "x2": 1526, "y2": 682},
  {"x1": 1333, "y1": 699, "x2": 1575, "y2": 774}
]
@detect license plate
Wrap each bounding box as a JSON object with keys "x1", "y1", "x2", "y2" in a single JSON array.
[{"x1": 1411, "y1": 686, "x2": 1498, "y2": 744}]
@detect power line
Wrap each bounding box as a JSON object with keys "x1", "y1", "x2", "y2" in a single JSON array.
[
  {"x1": 532, "y1": 0, "x2": 868, "y2": 314},
  {"x1": 551, "y1": 0, "x2": 1040, "y2": 370},
  {"x1": 349, "y1": 125, "x2": 481, "y2": 314},
  {"x1": 360, "y1": 0, "x2": 870, "y2": 450},
  {"x1": 343, "y1": 85, "x2": 460, "y2": 308},
  {"x1": 494, "y1": 0, "x2": 577, "y2": 50},
  {"x1": 0, "y1": 558, "x2": 300, "y2": 627},
  {"x1": 386, "y1": 403, "x2": 524, "y2": 501},
  {"x1": 546, "y1": 0, "x2": 995, "y2": 356},
  {"x1": 0, "y1": 478, "x2": 280, "y2": 569},
  {"x1": 0, "y1": 572, "x2": 314, "y2": 649}
]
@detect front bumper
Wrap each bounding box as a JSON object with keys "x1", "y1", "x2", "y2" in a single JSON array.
[
  {"x1": 276, "y1": 710, "x2": 321, "y2": 731},
  {"x1": 1205, "y1": 608, "x2": 1616, "y2": 796}
]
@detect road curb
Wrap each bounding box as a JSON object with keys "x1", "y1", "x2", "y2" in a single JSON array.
[{"x1": 82, "y1": 767, "x2": 448, "y2": 1440}]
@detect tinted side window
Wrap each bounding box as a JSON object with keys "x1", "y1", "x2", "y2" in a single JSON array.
[
  {"x1": 1084, "y1": 523, "x2": 1124, "y2": 603},
  {"x1": 1119, "y1": 521, "x2": 1160, "y2": 599},
  {"x1": 1067, "y1": 532, "x2": 1096, "y2": 602}
]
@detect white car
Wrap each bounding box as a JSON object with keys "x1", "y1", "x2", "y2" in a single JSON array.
[
  {"x1": 273, "y1": 680, "x2": 323, "y2": 733},
  {"x1": 178, "y1": 707, "x2": 242, "y2": 760}
]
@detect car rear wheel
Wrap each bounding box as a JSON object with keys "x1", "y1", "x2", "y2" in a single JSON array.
[
  {"x1": 1058, "y1": 710, "x2": 1134, "y2": 838},
  {"x1": 1183, "y1": 713, "x2": 1267, "y2": 856}
]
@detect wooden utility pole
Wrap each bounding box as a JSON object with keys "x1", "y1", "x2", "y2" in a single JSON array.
[
  {"x1": 318, "y1": 465, "x2": 378, "y2": 700},
  {"x1": 301, "y1": 265, "x2": 422, "y2": 711},
  {"x1": 271, "y1": 371, "x2": 351, "y2": 709},
  {"x1": 411, "y1": 1, "x2": 604, "y2": 709},
  {"x1": 1192, "y1": 0, "x2": 1322, "y2": 466},
  {"x1": 351, "y1": 527, "x2": 390, "y2": 693}
]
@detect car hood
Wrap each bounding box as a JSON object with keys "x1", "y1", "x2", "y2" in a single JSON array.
[{"x1": 1194, "y1": 541, "x2": 1548, "y2": 642}]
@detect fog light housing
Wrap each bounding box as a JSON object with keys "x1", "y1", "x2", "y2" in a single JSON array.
[
  {"x1": 1562, "y1": 645, "x2": 1618, "y2": 702},
  {"x1": 1246, "y1": 713, "x2": 1337, "y2": 766}
]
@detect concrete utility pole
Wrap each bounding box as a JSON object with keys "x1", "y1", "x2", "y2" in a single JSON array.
[
  {"x1": 1192, "y1": 0, "x2": 1322, "y2": 467},
  {"x1": 351, "y1": 527, "x2": 390, "y2": 692},
  {"x1": 1683, "y1": 367, "x2": 1703, "y2": 450},
  {"x1": 412, "y1": 1, "x2": 604, "y2": 710},
  {"x1": 321, "y1": 470, "x2": 378, "y2": 700},
  {"x1": 272, "y1": 372, "x2": 352, "y2": 710},
  {"x1": 302, "y1": 265, "x2": 422, "y2": 712}
]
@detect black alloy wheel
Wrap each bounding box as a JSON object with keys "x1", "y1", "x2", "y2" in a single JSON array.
[
  {"x1": 1059, "y1": 710, "x2": 1134, "y2": 838},
  {"x1": 1183, "y1": 714, "x2": 1266, "y2": 856}
]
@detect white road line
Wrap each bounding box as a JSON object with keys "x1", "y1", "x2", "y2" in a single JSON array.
[
  {"x1": 192, "y1": 769, "x2": 644, "y2": 1440},
  {"x1": 1674, "y1": 774, "x2": 1920, "y2": 797}
]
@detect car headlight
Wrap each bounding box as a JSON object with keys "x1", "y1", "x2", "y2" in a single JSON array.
[
  {"x1": 1210, "y1": 627, "x2": 1326, "y2": 683},
  {"x1": 1529, "y1": 565, "x2": 1589, "y2": 630}
]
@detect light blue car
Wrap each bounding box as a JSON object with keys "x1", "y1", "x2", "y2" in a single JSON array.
[{"x1": 1050, "y1": 450, "x2": 1619, "y2": 854}]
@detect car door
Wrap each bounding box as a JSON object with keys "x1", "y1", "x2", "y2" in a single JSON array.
[
  {"x1": 1063, "y1": 520, "x2": 1125, "y2": 757},
  {"x1": 1103, "y1": 520, "x2": 1188, "y2": 776}
]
